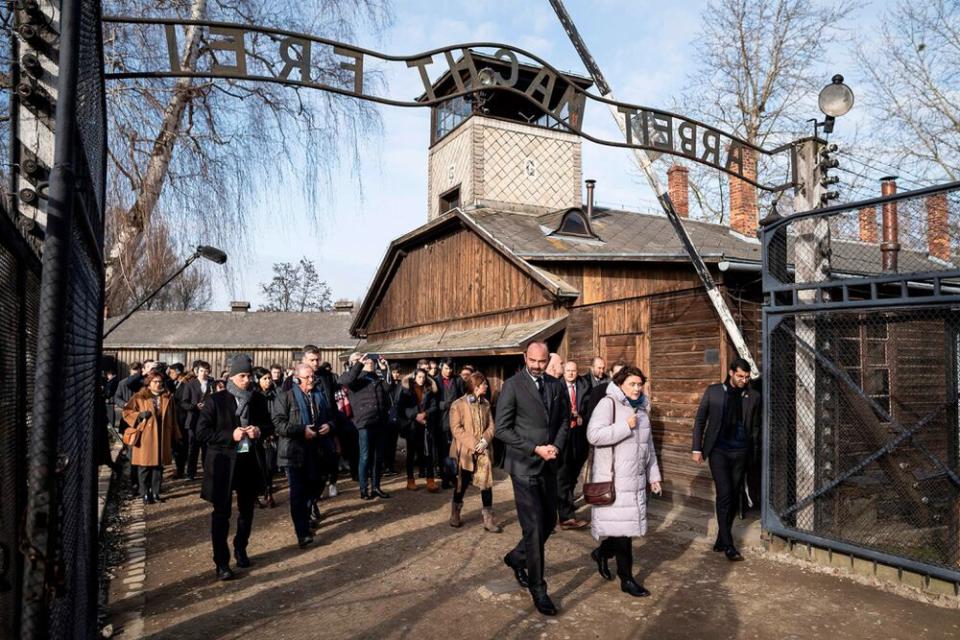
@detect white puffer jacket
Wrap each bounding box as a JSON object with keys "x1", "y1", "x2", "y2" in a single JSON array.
[{"x1": 586, "y1": 382, "x2": 662, "y2": 540}]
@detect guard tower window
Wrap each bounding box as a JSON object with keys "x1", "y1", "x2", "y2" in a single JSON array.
[
  {"x1": 439, "y1": 185, "x2": 461, "y2": 214},
  {"x1": 434, "y1": 96, "x2": 471, "y2": 142}
]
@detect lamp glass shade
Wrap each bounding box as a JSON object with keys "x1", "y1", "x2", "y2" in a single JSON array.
[{"x1": 818, "y1": 81, "x2": 854, "y2": 118}]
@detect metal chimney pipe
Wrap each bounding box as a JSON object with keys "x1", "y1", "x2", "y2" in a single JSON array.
[
  {"x1": 585, "y1": 179, "x2": 596, "y2": 220},
  {"x1": 880, "y1": 176, "x2": 900, "y2": 272}
]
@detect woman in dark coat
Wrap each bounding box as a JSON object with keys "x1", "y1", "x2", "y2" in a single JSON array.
[
  {"x1": 255, "y1": 368, "x2": 280, "y2": 508},
  {"x1": 402, "y1": 369, "x2": 439, "y2": 492}
]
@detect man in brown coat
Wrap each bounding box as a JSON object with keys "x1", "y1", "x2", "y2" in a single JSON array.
[{"x1": 122, "y1": 371, "x2": 180, "y2": 504}]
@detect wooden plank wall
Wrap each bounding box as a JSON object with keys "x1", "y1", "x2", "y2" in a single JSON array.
[
  {"x1": 648, "y1": 289, "x2": 726, "y2": 507},
  {"x1": 366, "y1": 227, "x2": 551, "y2": 336}
]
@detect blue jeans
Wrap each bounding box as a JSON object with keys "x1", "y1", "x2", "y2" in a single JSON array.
[{"x1": 358, "y1": 426, "x2": 384, "y2": 492}]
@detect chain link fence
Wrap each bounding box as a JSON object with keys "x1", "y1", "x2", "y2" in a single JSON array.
[
  {"x1": 18, "y1": 1, "x2": 107, "y2": 638},
  {"x1": 0, "y1": 204, "x2": 42, "y2": 640},
  {"x1": 762, "y1": 182, "x2": 960, "y2": 583}
]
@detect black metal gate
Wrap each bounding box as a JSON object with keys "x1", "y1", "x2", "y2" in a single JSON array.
[{"x1": 761, "y1": 181, "x2": 960, "y2": 583}]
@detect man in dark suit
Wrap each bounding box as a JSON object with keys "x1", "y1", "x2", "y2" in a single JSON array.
[
  {"x1": 496, "y1": 341, "x2": 570, "y2": 616},
  {"x1": 691, "y1": 357, "x2": 761, "y2": 562},
  {"x1": 557, "y1": 359, "x2": 592, "y2": 529},
  {"x1": 180, "y1": 361, "x2": 214, "y2": 481},
  {"x1": 197, "y1": 354, "x2": 273, "y2": 580},
  {"x1": 581, "y1": 360, "x2": 626, "y2": 427}
]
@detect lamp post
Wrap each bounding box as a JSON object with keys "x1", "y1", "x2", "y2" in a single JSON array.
[{"x1": 103, "y1": 245, "x2": 227, "y2": 339}]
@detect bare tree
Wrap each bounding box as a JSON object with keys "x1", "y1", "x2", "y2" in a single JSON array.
[
  {"x1": 259, "y1": 257, "x2": 332, "y2": 311},
  {"x1": 103, "y1": 0, "x2": 391, "y2": 303},
  {"x1": 673, "y1": 0, "x2": 854, "y2": 220},
  {"x1": 105, "y1": 207, "x2": 212, "y2": 313},
  {"x1": 857, "y1": 0, "x2": 959, "y2": 182}
]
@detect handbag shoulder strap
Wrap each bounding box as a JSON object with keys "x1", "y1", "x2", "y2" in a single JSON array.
[{"x1": 585, "y1": 397, "x2": 617, "y2": 479}]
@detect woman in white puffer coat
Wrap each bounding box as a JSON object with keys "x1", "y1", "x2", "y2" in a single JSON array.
[{"x1": 586, "y1": 365, "x2": 662, "y2": 597}]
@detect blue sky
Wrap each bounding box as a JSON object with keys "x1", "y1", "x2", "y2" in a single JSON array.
[{"x1": 210, "y1": 0, "x2": 886, "y2": 310}]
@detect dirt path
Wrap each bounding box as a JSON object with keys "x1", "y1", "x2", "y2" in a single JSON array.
[{"x1": 113, "y1": 469, "x2": 959, "y2": 640}]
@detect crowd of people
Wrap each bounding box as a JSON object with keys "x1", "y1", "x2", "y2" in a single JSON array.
[{"x1": 104, "y1": 342, "x2": 761, "y2": 616}]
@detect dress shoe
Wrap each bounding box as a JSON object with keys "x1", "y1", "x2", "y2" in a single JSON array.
[
  {"x1": 590, "y1": 548, "x2": 613, "y2": 581},
  {"x1": 713, "y1": 540, "x2": 725, "y2": 553},
  {"x1": 298, "y1": 536, "x2": 314, "y2": 549},
  {"x1": 620, "y1": 577, "x2": 651, "y2": 597},
  {"x1": 503, "y1": 554, "x2": 529, "y2": 589},
  {"x1": 373, "y1": 488, "x2": 391, "y2": 499},
  {"x1": 234, "y1": 548, "x2": 251, "y2": 568},
  {"x1": 359, "y1": 489, "x2": 373, "y2": 501},
  {"x1": 560, "y1": 518, "x2": 589, "y2": 530},
  {"x1": 725, "y1": 548, "x2": 745, "y2": 562},
  {"x1": 530, "y1": 590, "x2": 558, "y2": 616},
  {"x1": 142, "y1": 495, "x2": 150, "y2": 505},
  {"x1": 215, "y1": 565, "x2": 235, "y2": 581}
]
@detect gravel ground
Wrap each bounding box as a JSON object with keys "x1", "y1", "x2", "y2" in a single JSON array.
[{"x1": 112, "y1": 467, "x2": 960, "y2": 640}]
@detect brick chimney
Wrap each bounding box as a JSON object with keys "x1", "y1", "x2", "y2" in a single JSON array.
[
  {"x1": 926, "y1": 193, "x2": 951, "y2": 262},
  {"x1": 858, "y1": 206, "x2": 878, "y2": 243},
  {"x1": 728, "y1": 147, "x2": 758, "y2": 237},
  {"x1": 230, "y1": 301, "x2": 250, "y2": 313},
  {"x1": 667, "y1": 165, "x2": 689, "y2": 217},
  {"x1": 333, "y1": 299, "x2": 355, "y2": 314}
]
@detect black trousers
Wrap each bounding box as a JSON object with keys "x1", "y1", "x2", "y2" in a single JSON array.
[
  {"x1": 287, "y1": 461, "x2": 318, "y2": 540},
  {"x1": 210, "y1": 455, "x2": 258, "y2": 567},
  {"x1": 557, "y1": 427, "x2": 588, "y2": 521},
  {"x1": 598, "y1": 536, "x2": 634, "y2": 579},
  {"x1": 508, "y1": 472, "x2": 558, "y2": 593},
  {"x1": 173, "y1": 428, "x2": 187, "y2": 476},
  {"x1": 405, "y1": 423, "x2": 434, "y2": 479},
  {"x1": 138, "y1": 465, "x2": 162, "y2": 498},
  {"x1": 358, "y1": 426, "x2": 384, "y2": 491},
  {"x1": 186, "y1": 427, "x2": 206, "y2": 479},
  {"x1": 709, "y1": 447, "x2": 749, "y2": 551},
  {"x1": 453, "y1": 469, "x2": 492, "y2": 507}
]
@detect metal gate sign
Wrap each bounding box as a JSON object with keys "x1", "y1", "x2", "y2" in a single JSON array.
[{"x1": 104, "y1": 16, "x2": 794, "y2": 192}]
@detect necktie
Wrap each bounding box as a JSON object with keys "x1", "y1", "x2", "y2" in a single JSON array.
[
  {"x1": 569, "y1": 384, "x2": 577, "y2": 426},
  {"x1": 535, "y1": 377, "x2": 547, "y2": 407}
]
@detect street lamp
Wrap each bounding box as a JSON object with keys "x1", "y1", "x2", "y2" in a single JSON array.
[
  {"x1": 102, "y1": 245, "x2": 227, "y2": 339},
  {"x1": 817, "y1": 74, "x2": 855, "y2": 134}
]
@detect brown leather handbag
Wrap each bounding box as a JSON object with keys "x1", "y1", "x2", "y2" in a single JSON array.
[{"x1": 583, "y1": 399, "x2": 617, "y2": 506}]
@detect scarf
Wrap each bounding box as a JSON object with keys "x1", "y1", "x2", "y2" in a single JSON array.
[
  {"x1": 627, "y1": 394, "x2": 646, "y2": 410},
  {"x1": 227, "y1": 380, "x2": 253, "y2": 427},
  {"x1": 293, "y1": 384, "x2": 330, "y2": 428}
]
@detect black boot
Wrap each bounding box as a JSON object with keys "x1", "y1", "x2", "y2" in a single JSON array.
[
  {"x1": 620, "y1": 577, "x2": 650, "y2": 597},
  {"x1": 234, "y1": 547, "x2": 251, "y2": 568},
  {"x1": 590, "y1": 547, "x2": 613, "y2": 581}
]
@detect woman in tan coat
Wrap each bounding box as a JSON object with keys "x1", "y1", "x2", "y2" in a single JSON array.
[
  {"x1": 448, "y1": 371, "x2": 501, "y2": 532},
  {"x1": 123, "y1": 371, "x2": 180, "y2": 504}
]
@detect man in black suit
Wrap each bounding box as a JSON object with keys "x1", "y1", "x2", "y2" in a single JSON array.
[
  {"x1": 581, "y1": 360, "x2": 626, "y2": 427},
  {"x1": 557, "y1": 359, "x2": 592, "y2": 529},
  {"x1": 197, "y1": 355, "x2": 273, "y2": 580},
  {"x1": 180, "y1": 361, "x2": 214, "y2": 481},
  {"x1": 496, "y1": 341, "x2": 570, "y2": 616},
  {"x1": 691, "y1": 357, "x2": 762, "y2": 562}
]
